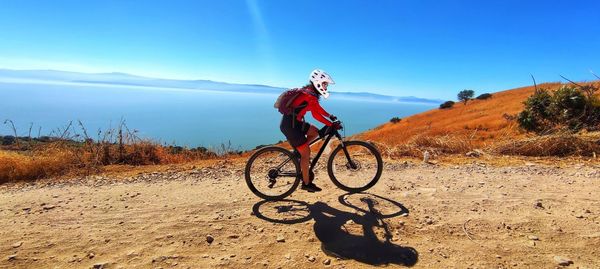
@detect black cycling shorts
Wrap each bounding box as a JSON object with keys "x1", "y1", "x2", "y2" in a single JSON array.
[{"x1": 280, "y1": 114, "x2": 312, "y2": 148}]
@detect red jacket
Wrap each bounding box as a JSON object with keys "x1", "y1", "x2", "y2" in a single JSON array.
[{"x1": 290, "y1": 90, "x2": 332, "y2": 126}]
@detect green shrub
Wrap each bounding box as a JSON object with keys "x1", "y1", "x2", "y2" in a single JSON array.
[
  {"x1": 549, "y1": 86, "x2": 587, "y2": 130},
  {"x1": 518, "y1": 85, "x2": 600, "y2": 133},
  {"x1": 476, "y1": 93, "x2": 492, "y2": 100},
  {"x1": 517, "y1": 88, "x2": 552, "y2": 133},
  {"x1": 390, "y1": 117, "x2": 402, "y2": 124},
  {"x1": 439, "y1": 101, "x2": 455, "y2": 109},
  {"x1": 254, "y1": 144, "x2": 269, "y2": 150},
  {"x1": 169, "y1": 146, "x2": 184, "y2": 154},
  {"x1": 2, "y1": 136, "x2": 16, "y2": 146},
  {"x1": 192, "y1": 146, "x2": 209, "y2": 153}
]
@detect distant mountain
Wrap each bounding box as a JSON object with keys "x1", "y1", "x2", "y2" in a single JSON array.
[
  {"x1": 0, "y1": 69, "x2": 284, "y2": 94},
  {"x1": 0, "y1": 69, "x2": 443, "y2": 104},
  {"x1": 330, "y1": 91, "x2": 443, "y2": 104}
]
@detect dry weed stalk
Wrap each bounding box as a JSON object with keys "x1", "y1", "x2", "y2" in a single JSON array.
[{"x1": 3, "y1": 119, "x2": 20, "y2": 148}]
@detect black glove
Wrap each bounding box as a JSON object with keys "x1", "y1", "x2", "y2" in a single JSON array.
[
  {"x1": 329, "y1": 114, "x2": 338, "y2": 121},
  {"x1": 331, "y1": 121, "x2": 343, "y2": 130}
]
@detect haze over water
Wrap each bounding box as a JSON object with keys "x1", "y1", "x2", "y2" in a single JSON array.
[{"x1": 0, "y1": 81, "x2": 436, "y2": 150}]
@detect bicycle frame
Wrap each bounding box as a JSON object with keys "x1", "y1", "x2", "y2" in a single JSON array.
[
  {"x1": 246, "y1": 123, "x2": 383, "y2": 200},
  {"x1": 274, "y1": 126, "x2": 355, "y2": 177}
]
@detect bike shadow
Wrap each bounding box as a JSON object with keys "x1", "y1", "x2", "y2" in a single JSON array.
[{"x1": 252, "y1": 193, "x2": 418, "y2": 266}]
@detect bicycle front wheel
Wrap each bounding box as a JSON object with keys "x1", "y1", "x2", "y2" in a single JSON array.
[
  {"x1": 245, "y1": 146, "x2": 301, "y2": 200},
  {"x1": 327, "y1": 141, "x2": 383, "y2": 193}
]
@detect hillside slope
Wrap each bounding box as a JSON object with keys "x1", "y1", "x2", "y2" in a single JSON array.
[{"x1": 358, "y1": 82, "x2": 566, "y2": 148}]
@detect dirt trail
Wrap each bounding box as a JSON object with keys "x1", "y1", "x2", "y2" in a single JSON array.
[{"x1": 1, "y1": 159, "x2": 599, "y2": 268}]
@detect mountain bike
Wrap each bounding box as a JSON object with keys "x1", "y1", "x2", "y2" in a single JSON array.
[{"x1": 245, "y1": 120, "x2": 383, "y2": 200}]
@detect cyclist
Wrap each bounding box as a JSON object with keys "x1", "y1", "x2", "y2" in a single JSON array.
[{"x1": 280, "y1": 69, "x2": 342, "y2": 192}]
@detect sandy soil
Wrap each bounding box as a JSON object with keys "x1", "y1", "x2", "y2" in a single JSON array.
[{"x1": 1, "y1": 158, "x2": 599, "y2": 268}]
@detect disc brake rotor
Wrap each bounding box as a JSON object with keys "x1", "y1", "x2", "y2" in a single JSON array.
[{"x1": 345, "y1": 160, "x2": 362, "y2": 171}]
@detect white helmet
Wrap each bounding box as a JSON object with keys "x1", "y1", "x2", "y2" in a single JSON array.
[{"x1": 309, "y1": 69, "x2": 334, "y2": 99}]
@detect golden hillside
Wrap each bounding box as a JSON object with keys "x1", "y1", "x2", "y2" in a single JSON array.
[{"x1": 358, "y1": 82, "x2": 568, "y2": 148}]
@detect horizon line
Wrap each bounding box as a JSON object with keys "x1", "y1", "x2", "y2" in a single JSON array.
[{"x1": 0, "y1": 67, "x2": 449, "y2": 101}]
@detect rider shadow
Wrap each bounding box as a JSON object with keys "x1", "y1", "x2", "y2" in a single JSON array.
[{"x1": 252, "y1": 194, "x2": 418, "y2": 267}]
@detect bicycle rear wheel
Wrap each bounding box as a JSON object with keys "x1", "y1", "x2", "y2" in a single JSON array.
[
  {"x1": 327, "y1": 141, "x2": 383, "y2": 193},
  {"x1": 245, "y1": 146, "x2": 301, "y2": 200}
]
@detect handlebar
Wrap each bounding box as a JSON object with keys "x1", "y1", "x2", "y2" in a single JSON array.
[{"x1": 318, "y1": 120, "x2": 343, "y2": 138}]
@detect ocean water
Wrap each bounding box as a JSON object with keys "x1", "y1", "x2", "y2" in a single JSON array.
[{"x1": 0, "y1": 82, "x2": 436, "y2": 150}]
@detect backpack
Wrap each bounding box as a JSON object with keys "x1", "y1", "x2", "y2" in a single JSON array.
[{"x1": 274, "y1": 88, "x2": 306, "y2": 115}]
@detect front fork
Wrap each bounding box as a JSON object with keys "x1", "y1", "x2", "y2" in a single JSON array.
[
  {"x1": 308, "y1": 130, "x2": 356, "y2": 173},
  {"x1": 336, "y1": 133, "x2": 357, "y2": 169}
]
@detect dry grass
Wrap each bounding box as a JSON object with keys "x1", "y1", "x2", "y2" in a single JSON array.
[
  {"x1": 0, "y1": 120, "x2": 232, "y2": 184},
  {"x1": 0, "y1": 147, "x2": 78, "y2": 183},
  {"x1": 369, "y1": 133, "x2": 475, "y2": 159},
  {"x1": 0, "y1": 141, "x2": 219, "y2": 184},
  {"x1": 370, "y1": 131, "x2": 600, "y2": 162},
  {"x1": 358, "y1": 82, "x2": 556, "y2": 147},
  {"x1": 358, "y1": 81, "x2": 600, "y2": 159},
  {"x1": 492, "y1": 132, "x2": 600, "y2": 157}
]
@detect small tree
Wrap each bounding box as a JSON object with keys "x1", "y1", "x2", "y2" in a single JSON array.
[
  {"x1": 390, "y1": 117, "x2": 402, "y2": 124},
  {"x1": 439, "y1": 101, "x2": 455, "y2": 109},
  {"x1": 458, "y1": 90, "x2": 475, "y2": 105}
]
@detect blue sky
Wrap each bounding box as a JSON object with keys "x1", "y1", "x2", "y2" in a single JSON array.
[{"x1": 1, "y1": 0, "x2": 599, "y2": 99}]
